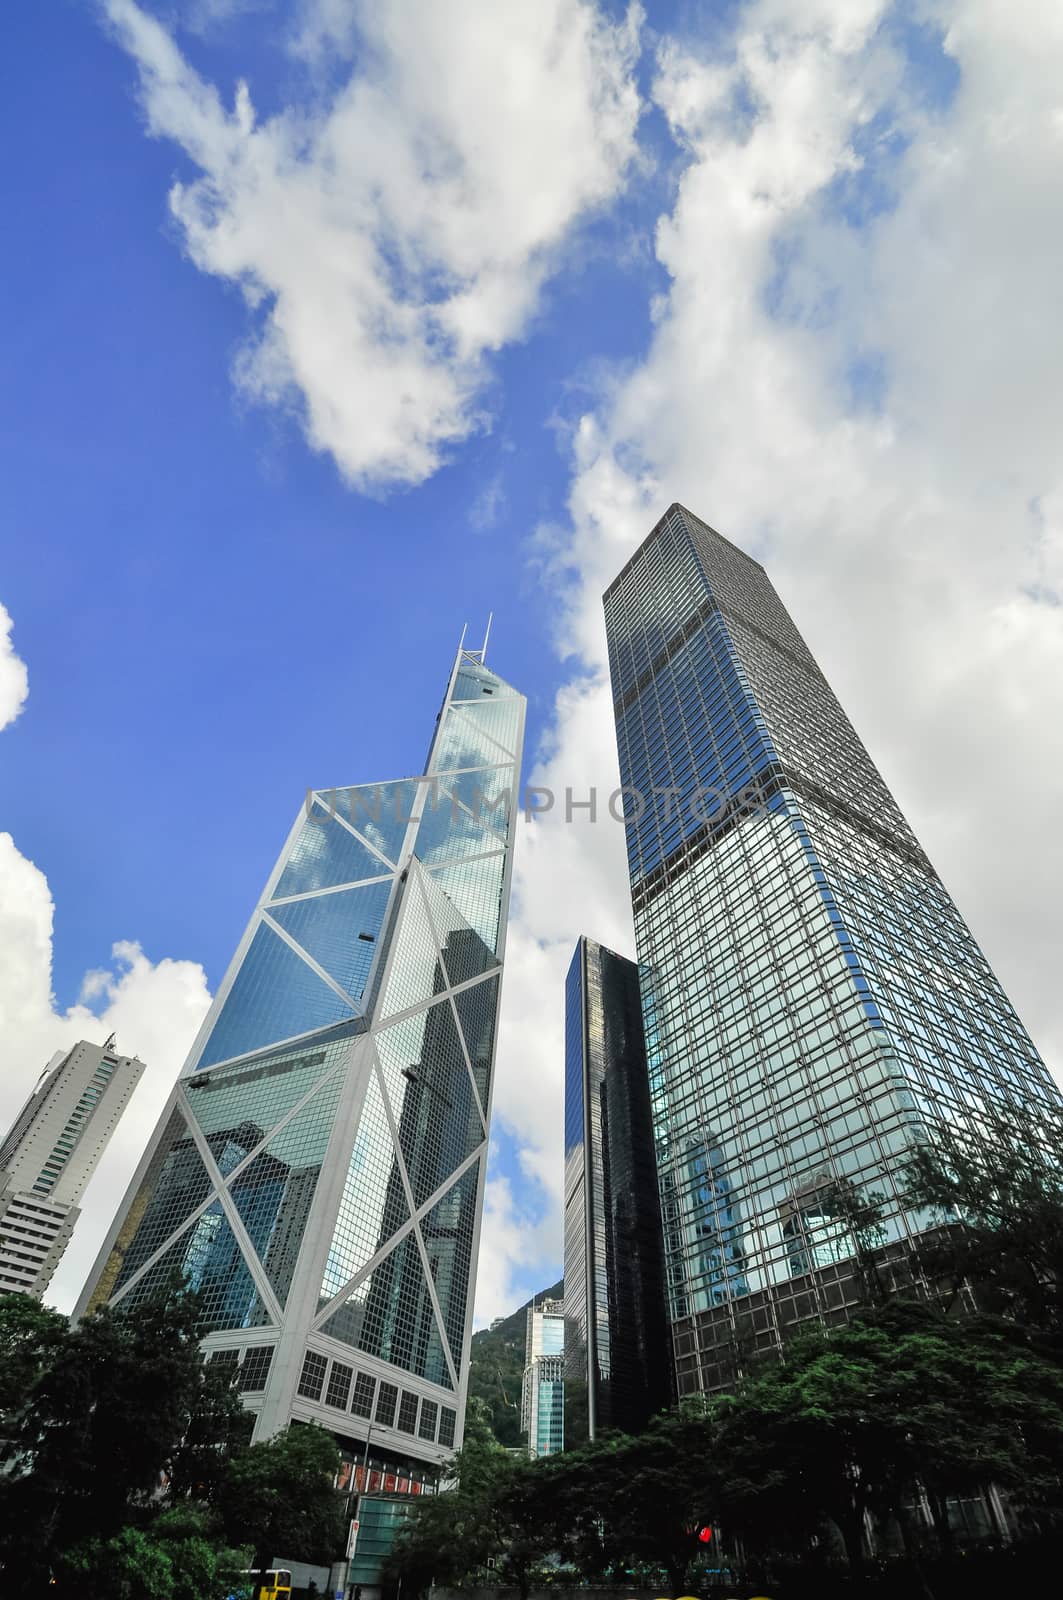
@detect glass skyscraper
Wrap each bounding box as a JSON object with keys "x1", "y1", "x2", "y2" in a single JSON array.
[
  {"x1": 603, "y1": 503, "x2": 1063, "y2": 1394},
  {"x1": 521, "y1": 1298, "x2": 566, "y2": 1459},
  {"x1": 76, "y1": 640, "x2": 525, "y2": 1472},
  {"x1": 563, "y1": 937, "x2": 671, "y2": 1440}
]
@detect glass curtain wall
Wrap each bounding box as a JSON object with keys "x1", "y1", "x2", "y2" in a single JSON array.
[{"x1": 604, "y1": 503, "x2": 1063, "y2": 1394}]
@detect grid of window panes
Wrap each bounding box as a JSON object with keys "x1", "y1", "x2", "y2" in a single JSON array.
[
  {"x1": 32, "y1": 1055, "x2": 119, "y2": 1196},
  {"x1": 108, "y1": 1033, "x2": 356, "y2": 1329},
  {"x1": 604, "y1": 504, "x2": 1063, "y2": 1394},
  {"x1": 562, "y1": 945, "x2": 590, "y2": 1442},
  {"x1": 298, "y1": 1350, "x2": 328, "y2": 1399},
  {"x1": 313, "y1": 653, "x2": 521, "y2": 1404},
  {"x1": 418, "y1": 1398, "x2": 439, "y2": 1441},
  {"x1": 397, "y1": 1389, "x2": 419, "y2": 1434},
  {"x1": 325, "y1": 1359, "x2": 353, "y2": 1409},
  {"x1": 239, "y1": 1345, "x2": 275, "y2": 1391},
  {"x1": 533, "y1": 1357, "x2": 565, "y2": 1457},
  {"x1": 83, "y1": 645, "x2": 523, "y2": 1461},
  {"x1": 375, "y1": 1381, "x2": 399, "y2": 1428},
  {"x1": 563, "y1": 939, "x2": 671, "y2": 1439}
]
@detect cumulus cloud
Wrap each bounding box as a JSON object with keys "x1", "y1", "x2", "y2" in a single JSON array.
[
  {"x1": 484, "y1": 0, "x2": 1063, "y2": 1316},
  {"x1": 473, "y1": 1167, "x2": 563, "y2": 1326},
  {"x1": 104, "y1": 0, "x2": 642, "y2": 489},
  {"x1": 0, "y1": 612, "x2": 212, "y2": 1312},
  {"x1": 0, "y1": 604, "x2": 29, "y2": 732},
  {"x1": 0, "y1": 831, "x2": 212, "y2": 1313}
]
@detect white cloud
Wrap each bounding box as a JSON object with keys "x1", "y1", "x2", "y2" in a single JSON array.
[
  {"x1": 484, "y1": 0, "x2": 1063, "y2": 1316},
  {"x1": 479, "y1": 673, "x2": 638, "y2": 1317},
  {"x1": 0, "y1": 830, "x2": 212, "y2": 1314},
  {"x1": 0, "y1": 604, "x2": 28, "y2": 732},
  {"x1": 104, "y1": 0, "x2": 642, "y2": 489},
  {"x1": 469, "y1": 473, "x2": 506, "y2": 533},
  {"x1": 0, "y1": 609, "x2": 212, "y2": 1313},
  {"x1": 472, "y1": 1169, "x2": 561, "y2": 1327}
]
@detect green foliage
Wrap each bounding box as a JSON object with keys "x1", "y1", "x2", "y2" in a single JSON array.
[
  {"x1": 407, "y1": 1302, "x2": 1063, "y2": 1595},
  {"x1": 905, "y1": 1108, "x2": 1063, "y2": 1341},
  {"x1": 0, "y1": 1294, "x2": 67, "y2": 1431},
  {"x1": 2, "y1": 1289, "x2": 245, "y2": 1565},
  {"x1": 149, "y1": 1501, "x2": 244, "y2": 1594},
  {"x1": 0, "y1": 1289, "x2": 315, "y2": 1600},
  {"x1": 466, "y1": 1279, "x2": 562, "y2": 1445},
  {"x1": 59, "y1": 1528, "x2": 175, "y2": 1600},
  {"x1": 216, "y1": 1422, "x2": 344, "y2": 1573},
  {"x1": 535, "y1": 1409, "x2": 724, "y2": 1593},
  {"x1": 390, "y1": 1400, "x2": 556, "y2": 1598}
]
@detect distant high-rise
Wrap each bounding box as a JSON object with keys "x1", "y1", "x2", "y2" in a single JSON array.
[
  {"x1": 0, "y1": 1037, "x2": 144, "y2": 1299},
  {"x1": 603, "y1": 504, "x2": 1063, "y2": 1394},
  {"x1": 563, "y1": 938, "x2": 671, "y2": 1441},
  {"x1": 76, "y1": 639, "x2": 525, "y2": 1481},
  {"x1": 521, "y1": 1298, "x2": 565, "y2": 1459}
]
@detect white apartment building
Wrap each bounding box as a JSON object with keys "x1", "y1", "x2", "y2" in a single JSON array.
[{"x1": 0, "y1": 1036, "x2": 145, "y2": 1298}]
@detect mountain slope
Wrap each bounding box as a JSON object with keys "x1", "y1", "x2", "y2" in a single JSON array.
[{"x1": 467, "y1": 1278, "x2": 563, "y2": 1445}]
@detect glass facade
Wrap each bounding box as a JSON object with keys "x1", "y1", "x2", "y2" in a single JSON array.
[
  {"x1": 563, "y1": 938, "x2": 671, "y2": 1440},
  {"x1": 78, "y1": 641, "x2": 525, "y2": 1465},
  {"x1": 603, "y1": 503, "x2": 1063, "y2": 1394},
  {"x1": 521, "y1": 1300, "x2": 566, "y2": 1458}
]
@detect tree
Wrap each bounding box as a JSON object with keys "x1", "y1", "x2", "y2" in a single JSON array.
[
  {"x1": 147, "y1": 1503, "x2": 250, "y2": 1600},
  {"x1": 905, "y1": 1108, "x2": 1063, "y2": 1342},
  {"x1": 216, "y1": 1423, "x2": 344, "y2": 1575},
  {"x1": 389, "y1": 1400, "x2": 531, "y2": 1594},
  {"x1": 58, "y1": 1528, "x2": 175, "y2": 1600},
  {"x1": 465, "y1": 1283, "x2": 562, "y2": 1445},
  {"x1": 0, "y1": 1294, "x2": 67, "y2": 1436},
  {"x1": 0, "y1": 1289, "x2": 247, "y2": 1599},
  {"x1": 504, "y1": 1410, "x2": 725, "y2": 1596},
  {"x1": 715, "y1": 1301, "x2": 1063, "y2": 1584},
  {"x1": 5, "y1": 1293, "x2": 243, "y2": 1548}
]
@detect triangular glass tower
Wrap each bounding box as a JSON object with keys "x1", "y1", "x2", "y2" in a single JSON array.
[{"x1": 76, "y1": 638, "x2": 525, "y2": 1476}]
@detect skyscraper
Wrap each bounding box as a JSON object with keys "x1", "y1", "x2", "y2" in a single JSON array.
[
  {"x1": 521, "y1": 1297, "x2": 565, "y2": 1459},
  {"x1": 76, "y1": 639, "x2": 525, "y2": 1475},
  {"x1": 563, "y1": 937, "x2": 671, "y2": 1440},
  {"x1": 0, "y1": 1037, "x2": 144, "y2": 1298},
  {"x1": 603, "y1": 503, "x2": 1063, "y2": 1395}
]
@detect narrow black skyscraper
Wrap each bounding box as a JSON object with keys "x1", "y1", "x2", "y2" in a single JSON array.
[
  {"x1": 603, "y1": 503, "x2": 1063, "y2": 1395},
  {"x1": 563, "y1": 937, "x2": 671, "y2": 1439}
]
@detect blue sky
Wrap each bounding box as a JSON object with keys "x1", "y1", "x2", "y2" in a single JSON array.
[
  {"x1": 1, "y1": 0, "x2": 1061, "y2": 1322},
  {"x1": 1, "y1": 2, "x2": 648, "y2": 997}
]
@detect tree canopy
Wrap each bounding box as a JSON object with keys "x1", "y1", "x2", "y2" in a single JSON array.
[{"x1": 0, "y1": 1290, "x2": 342, "y2": 1600}]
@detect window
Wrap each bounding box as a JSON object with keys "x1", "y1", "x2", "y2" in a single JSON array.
[
  {"x1": 418, "y1": 1400, "x2": 438, "y2": 1442},
  {"x1": 239, "y1": 1346, "x2": 275, "y2": 1392},
  {"x1": 374, "y1": 1381, "x2": 398, "y2": 1428},
  {"x1": 397, "y1": 1391, "x2": 418, "y2": 1435},
  {"x1": 325, "y1": 1362, "x2": 353, "y2": 1411},
  {"x1": 438, "y1": 1407, "x2": 456, "y2": 1449},
  {"x1": 350, "y1": 1372, "x2": 376, "y2": 1420},
  {"x1": 297, "y1": 1350, "x2": 327, "y2": 1401}
]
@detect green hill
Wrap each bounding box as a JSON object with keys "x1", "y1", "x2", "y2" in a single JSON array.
[{"x1": 467, "y1": 1278, "x2": 563, "y2": 1446}]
